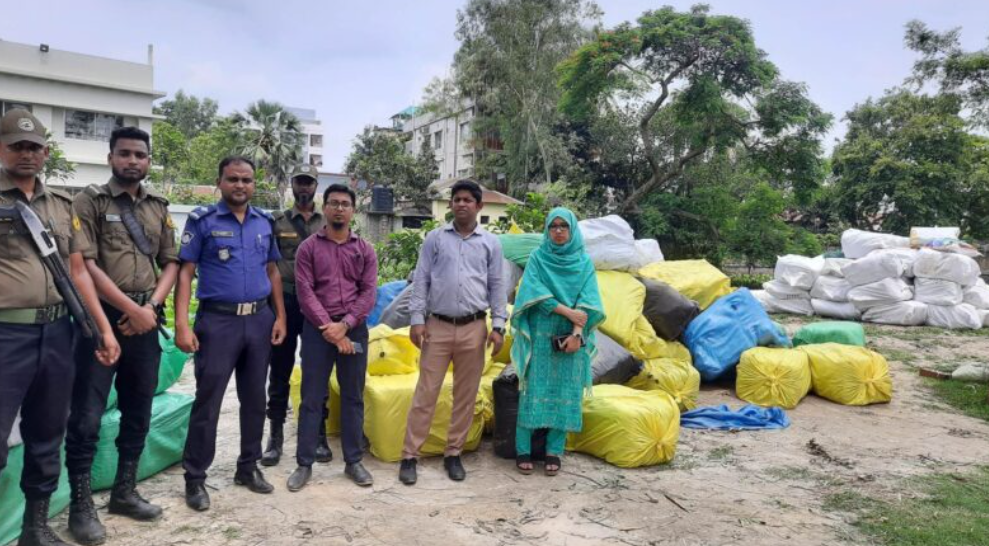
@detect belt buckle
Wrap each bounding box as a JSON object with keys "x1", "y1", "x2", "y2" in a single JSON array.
[
  {"x1": 35, "y1": 305, "x2": 55, "y2": 324},
  {"x1": 236, "y1": 302, "x2": 256, "y2": 316}
]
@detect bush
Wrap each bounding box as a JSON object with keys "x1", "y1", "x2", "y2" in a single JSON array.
[
  {"x1": 375, "y1": 220, "x2": 439, "y2": 283},
  {"x1": 730, "y1": 273, "x2": 772, "y2": 290}
]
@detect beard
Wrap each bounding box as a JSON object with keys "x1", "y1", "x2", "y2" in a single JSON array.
[
  {"x1": 294, "y1": 191, "x2": 314, "y2": 206},
  {"x1": 331, "y1": 221, "x2": 346, "y2": 230},
  {"x1": 111, "y1": 166, "x2": 144, "y2": 184}
]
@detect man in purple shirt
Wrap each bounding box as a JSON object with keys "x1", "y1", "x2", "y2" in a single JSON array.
[{"x1": 290, "y1": 183, "x2": 377, "y2": 490}]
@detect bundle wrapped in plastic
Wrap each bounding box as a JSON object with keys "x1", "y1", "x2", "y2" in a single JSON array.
[
  {"x1": 913, "y1": 248, "x2": 981, "y2": 287},
  {"x1": 963, "y1": 279, "x2": 989, "y2": 310},
  {"x1": 981, "y1": 310, "x2": 989, "y2": 327},
  {"x1": 841, "y1": 229, "x2": 910, "y2": 259},
  {"x1": 910, "y1": 227, "x2": 961, "y2": 248},
  {"x1": 764, "y1": 280, "x2": 811, "y2": 300},
  {"x1": 367, "y1": 325, "x2": 419, "y2": 376},
  {"x1": 821, "y1": 258, "x2": 853, "y2": 277},
  {"x1": 810, "y1": 276, "x2": 852, "y2": 302},
  {"x1": 638, "y1": 260, "x2": 732, "y2": 310},
  {"x1": 847, "y1": 278, "x2": 914, "y2": 310},
  {"x1": 914, "y1": 277, "x2": 964, "y2": 306},
  {"x1": 580, "y1": 215, "x2": 643, "y2": 271},
  {"x1": 861, "y1": 301, "x2": 929, "y2": 326},
  {"x1": 841, "y1": 252, "x2": 907, "y2": 287},
  {"x1": 774, "y1": 255, "x2": 825, "y2": 290},
  {"x1": 872, "y1": 248, "x2": 919, "y2": 277},
  {"x1": 735, "y1": 347, "x2": 811, "y2": 409},
  {"x1": 754, "y1": 290, "x2": 814, "y2": 316},
  {"x1": 625, "y1": 358, "x2": 700, "y2": 411},
  {"x1": 811, "y1": 299, "x2": 862, "y2": 320},
  {"x1": 798, "y1": 343, "x2": 893, "y2": 406},
  {"x1": 635, "y1": 239, "x2": 665, "y2": 266},
  {"x1": 639, "y1": 278, "x2": 700, "y2": 341},
  {"x1": 792, "y1": 321, "x2": 866, "y2": 347},
  {"x1": 927, "y1": 303, "x2": 983, "y2": 330}
]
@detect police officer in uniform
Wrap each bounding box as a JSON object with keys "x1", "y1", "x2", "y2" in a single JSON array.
[
  {"x1": 0, "y1": 110, "x2": 120, "y2": 546},
  {"x1": 261, "y1": 164, "x2": 328, "y2": 467},
  {"x1": 175, "y1": 156, "x2": 287, "y2": 511},
  {"x1": 65, "y1": 126, "x2": 180, "y2": 544}
]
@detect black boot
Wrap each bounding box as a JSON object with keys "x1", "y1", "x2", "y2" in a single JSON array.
[
  {"x1": 68, "y1": 472, "x2": 105, "y2": 545},
  {"x1": 315, "y1": 426, "x2": 333, "y2": 463},
  {"x1": 17, "y1": 497, "x2": 69, "y2": 546},
  {"x1": 260, "y1": 420, "x2": 283, "y2": 467},
  {"x1": 107, "y1": 459, "x2": 162, "y2": 521}
]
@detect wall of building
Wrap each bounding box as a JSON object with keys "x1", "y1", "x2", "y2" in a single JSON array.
[
  {"x1": 430, "y1": 200, "x2": 509, "y2": 227},
  {"x1": 403, "y1": 106, "x2": 476, "y2": 181}
]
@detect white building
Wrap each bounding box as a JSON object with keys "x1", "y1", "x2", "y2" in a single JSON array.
[
  {"x1": 0, "y1": 39, "x2": 163, "y2": 190},
  {"x1": 284, "y1": 106, "x2": 327, "y2": 172},
  {"x1": 396, "y1": 103, "x2": 478, "y2": 182}
]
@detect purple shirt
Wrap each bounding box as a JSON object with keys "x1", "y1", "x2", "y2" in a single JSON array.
[{"x1": 295, "y1": 228, "x2": 378, "y2": 329}]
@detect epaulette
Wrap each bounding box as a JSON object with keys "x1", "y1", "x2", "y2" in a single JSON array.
[
  {"x1": 83, "y1": 184, "x2": 104, "y2": 198},
  {"x1": 48, "y1": 187, "x2": 74, "y2": 203},
  {"x1": 271, "y1": 210, "x2": 285, "y2": 221},
  {"x1": 145, "y1": 185, "x2": 170, "y2": 206},
  {"x1": 189, "y1": 205, "x2": 216, "y2": 221},
  {"x1": 256, "y1": 208, "x2": 275, "y2": 223}
]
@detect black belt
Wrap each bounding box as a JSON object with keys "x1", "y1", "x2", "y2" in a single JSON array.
[
  {"x1": 200, "y1": 298, "x2": 269, "y2": 316},
  {"x1": 431, "y1": 310, "x2": 487, "y2": 326},
  {"x1": 125, "y1": 291, "x2": 154, "y2": 306}
]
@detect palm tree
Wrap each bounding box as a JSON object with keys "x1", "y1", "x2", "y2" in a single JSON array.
[{"x1": 231, "y1": 100, "x2": 304, "y2": 206}]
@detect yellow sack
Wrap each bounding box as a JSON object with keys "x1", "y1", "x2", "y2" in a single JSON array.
[
  {"x1": 566, "y1": 385, "x2": 680, "y2": 468},
  {"x1": 797, "y1": 343, "x2": 892, "y2": 406},
  {"x1": 289, "y1": 365, "x2": 342, "y2": 435},
  {"x1": 596, "y1": 271, "x2": 655, "y2": 357},
  {"x1": 368, "y1": 325, "x2": 419, "y2": 375},
  {"x1": 638, "y1": 260, "x2": 732, "y2": 310},
  {"x1": 625, "y1": 358, "x2": 700, "y2": 411},
  {"x1": 362, "y1": 372, "x2": 490, "y2": 462},
  {"x1": 487, "y1": 305, "x2": 513, "y2": 364},
  {"x1": 479, "y1": 361, "x2": 507, "y2": 434},
  {"x1": 736, "y1": 348, "x2": 811, "y2": 409}
]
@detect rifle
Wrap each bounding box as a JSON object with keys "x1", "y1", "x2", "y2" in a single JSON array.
[{"x1": 0, "y1": 201, "x2": 104, "y2": 349}]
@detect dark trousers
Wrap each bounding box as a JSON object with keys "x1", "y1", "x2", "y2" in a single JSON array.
[
  {"x1": 266, "y1": 292, "x2": 316, "y2": 423},
  {"x1": 66, "y1": 303, "x2": 160, "y2": 475},
  {"x1": 0, "y1": 317, "x2": 75, "y2": 500},
  {"x1": 182, "y1": 308, "x2": 274, "y2": 484},
  {"x1": 297, "y1": 322, "x2": 367, "y2": 466}
]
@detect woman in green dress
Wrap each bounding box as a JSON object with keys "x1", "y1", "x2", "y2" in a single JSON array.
[{"x1": 510, "y1": 208, "x2": 605, "y2": 476}]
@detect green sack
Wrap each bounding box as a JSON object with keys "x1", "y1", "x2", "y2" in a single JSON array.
[
  {"x1": 792, "y1": 321, "x2": 866, "y2": 348},
  {"x1": 106, "y1": 330, "x2": 187, "y2": 410},
  {"x1": 0, "y1": 393, "x2": 193, "y2": 545},
  {"x1": 498, "y1": 233, "x2": 543, "y2": 268}
]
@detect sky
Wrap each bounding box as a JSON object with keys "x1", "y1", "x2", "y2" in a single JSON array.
[{"x1": 3, "y1": 0, "x2": 988, "y2": 172}]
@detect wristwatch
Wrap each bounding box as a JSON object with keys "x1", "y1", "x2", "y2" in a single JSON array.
[
  {"x1": 492, "y1": 327, "x2": 505, "y2": 335},
  {"x1": 571, "y1": 332, "x2": 583, "y2": 341}
]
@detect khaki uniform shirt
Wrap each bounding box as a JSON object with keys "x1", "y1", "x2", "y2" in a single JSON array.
[
  {"x1": 72, "y1": 177, "x2": 178, "y2": 294},
  {"x1": 272, "y1": 207, "x2": 323, "y2": 290},
  {"x1": 0, "y1": 170, "x2": 82, "y2": 309}
]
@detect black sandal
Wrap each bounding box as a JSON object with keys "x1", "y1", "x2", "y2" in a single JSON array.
[
  {"x1": 544, "y1": 455, "x2": 561, "y2": 476},
  {"x1": 516, "y1": 454, "x2": 534, "y2": 475}
]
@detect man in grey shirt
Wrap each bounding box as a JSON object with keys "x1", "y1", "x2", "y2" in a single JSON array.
[{"x1": 399, "y1": 179, "x2": 507, "y2": 485}]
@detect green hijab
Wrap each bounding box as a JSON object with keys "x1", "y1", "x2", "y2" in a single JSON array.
[{"x1": 510, "y1": 208, "x2": 605, "y2": 390}]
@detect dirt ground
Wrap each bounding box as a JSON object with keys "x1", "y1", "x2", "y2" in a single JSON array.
[{"x1": 43, "y1": 318, "x2": 989, "y2": 546}]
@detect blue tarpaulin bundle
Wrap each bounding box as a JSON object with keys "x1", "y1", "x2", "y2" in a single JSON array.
[
  {"x1": 682, "y1": 288, "x2": 791, "y2": 382},
  {"x1": 368, "y1": 280, "x2": 408, "y2": 327},
  {"x1": 680, "y1": 404, "x2": 790, "y2": 430}
]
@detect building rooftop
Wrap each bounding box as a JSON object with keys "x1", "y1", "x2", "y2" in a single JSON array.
[{"x1": 429, "y1": 178, "x2": 522, "y2": 206}]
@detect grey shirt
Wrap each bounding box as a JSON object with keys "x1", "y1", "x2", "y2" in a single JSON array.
[{"x1": 409, "y1": 222, "x2": 508, "y2": 329}]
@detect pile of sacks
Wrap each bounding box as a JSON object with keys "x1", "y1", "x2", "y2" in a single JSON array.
[{"x1": 756, "y1": 228, "x2": 989, "y2": 329}]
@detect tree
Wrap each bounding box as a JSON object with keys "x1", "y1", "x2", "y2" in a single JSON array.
[
  {"x1": 185, "y1": 119, "x2": 244, "y2": 183},
  {"x1": 727, "y1": 182, "x2": 790, "y2": 269},
  {"x1": 454, "y1": 0, "x2": 602, "y2": 195},
  {"x1": 343, "y1": 127, "x2": 437, "y2": 210},
  {"x1": 43, "y1": 132, "x2": 75, "y2": 183},
  {"x1": 150, "y1": 121, "x2": 188, "y2": 191},
  {"x1": 154, "y1": 90, "x2": 219, "y2": 139},
  {"x1": 232, "y1": 100, "x2": 304, "y2": 202},
  {"x1": 557, "y1": 4, "x2": 830, "y2": 214}
]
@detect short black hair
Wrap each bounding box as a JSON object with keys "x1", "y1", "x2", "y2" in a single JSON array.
[
  {"x1": 323, "y1": 183, "x2": 356, "y2": 205},
  {"x1": 217, "y1": 156, "x2": 256, "y2": 179},
  {"x1": 109, "y1": 126, "x2": 150, "y2": 153},
  {"x1": 450, "y1": 179, "x2": 482, "y2": 204}
]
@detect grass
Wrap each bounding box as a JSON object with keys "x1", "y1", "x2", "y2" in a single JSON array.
[
  {"x1": 882, "y1": 348, "x2": 918, "y2": 365},
  {"x1": 765, "y1": 465, "x2": 816, "y2": 481},
  {"x1": 707, "y1": 445, "x2": 734, "y2": 461},
  {"x1": 925, "y1": 378, "x2": 989, "y2": 422},
  {"x1": 828, "y1": 467, "x2": 989, "y2": 546}
]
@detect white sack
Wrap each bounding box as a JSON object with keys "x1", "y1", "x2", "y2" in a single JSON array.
[
  {"x1": 847, "y1": 277, "x2": 914, "y2": 310},
  {"x1": 927, "y1": 303, "x2": 983, "y2": 330},
  {"x1": 871, "y1": 248, "x2": 919, "y2": 278},
  {"x1": 911, "y1": 227, "x2": 961, "y2": 248},
  {"x1": 764, "y1": 280, "x2": 811, "y2": 300},
  {"x1": 962, "y1": 278, "x2": 989, "y2": 310},
  {"x1": 773, "y1": 254, "x2": 825, "y2": 290},
  {"x1": 7, "y1": 413, "x2": 21, "y2": 448},
  {"x1": 758, "y1": 293, "x2": 814, "y2": 316},
  {"x1": 580, "y1": 215, "x2": 640, "y2": 271},
  {"x1": 634, "y1": 238, "x2": 664, "y2": 267},
  {"x1": 821, "y1": 258, "x2": 853, "y2": 278},
  {"x1": 951, "y1": 363, "x2": 989, "y2": 383},
  {"x1": 981, "y1": 309, "x2": 989, "y2": 328},
  {"x1": 914, "y1": 278, "x2": 964, "y2": 306},
  {"x1": 912, "y1": 248, "x2": 981, "y2": 287},
  {"x1": 841, "y1": 229, "x2": 910, "y2": 259},
  {"x1": 811, "y1": 299, "x2": 862, "y2": 320},
  {"x1": 861, "y1": 301, "x2": 929, "y2": 326},
  {"x1": 810, "y1": 275, "x2": 853, "y2": 302},
  {"x1": 841, "y1": 252, "x2": 907, "y2": 287}
]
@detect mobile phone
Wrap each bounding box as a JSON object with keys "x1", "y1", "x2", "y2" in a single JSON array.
[{"x1": 352, "y1": 342, "x2": 364, "y2": 354}]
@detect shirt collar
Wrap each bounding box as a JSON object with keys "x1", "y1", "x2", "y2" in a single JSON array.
[
  {"x1": 287, "y1": 206, "x2": 322, "y2": 221},
  {"x1": 443, "y1": 221, "x2": 484, "y2": 237},
  {"x1": 216, "y1": 199, "x2": 264, "y2": 219},
  {"x1": 317, "y1": 226, "x2": 358, "y2": 242},
  {"x1": 0, "y1": 169, "x2": 44, "y2": 196},
  {"x1": 108, "y1": 176, "x2": 147, "y2": 200}
]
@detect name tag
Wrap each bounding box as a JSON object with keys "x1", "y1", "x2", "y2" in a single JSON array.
[
  {"x1": 277, "y1": 232, "x2": 299, "y2": 239},
  {"x1": 211, "y1": 230, "x2": 234, "y2": 237},
  {"x1": 105, "y1": 214, "x2": 122, "y2": 222}
]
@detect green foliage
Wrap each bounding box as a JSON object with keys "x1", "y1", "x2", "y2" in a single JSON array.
[
  {"x1": 43, "y1": 132, "x2": 75, "y2": 183},
  {"x1": 343, "y1": 126, "x2": 438, "y2": 210},
  {"x1": 185, "y1": 119, "x2": 244, "y2": 184},
  {"x1": 727, "y1": 182, "x2": 790, "y2": 268},
  {"x1": 154, "y1": 90, "x2": 219, "y2": 139},
  {"x1": 375, "y1": 220, "x2": 440, "y2": 282},
  {"x1": 490, "y1": 192, "x2": 551, "y2": 233},
  {"x1": 729, "y1": 273, "x2": 771, "y2": 290},
  {"x1": 231, "y1": 100, "x2": 304, "y2": 202},
  {"x1": 151, "y1": 121, "x2": 189, "y2": 188},
  {"x1": 926, "y1": 378, "x2": 989, "y2": 422}
]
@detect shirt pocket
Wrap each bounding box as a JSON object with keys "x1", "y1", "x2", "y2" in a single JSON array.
[
  {"x1": 255, "y1": 232, "x2": 272, "y2": 263},
  {"x1": 0, "y1": 221, "x2": 26, "y2": 259},
  {"x1": 143, "y1": 225, "x2": 161, "y2": 256},
  {"x1": 104, "y1": 222, "x2": 130, "y2": 252},
  {"x1": 206, "y1": 231, "x2": 242, "y2": 263},
  {"x1": 341, "y1": 249, "x2": 364, "y2": 281},
  {"x1": 52, "y1": 220, "x2": 72, "y2": 259}
]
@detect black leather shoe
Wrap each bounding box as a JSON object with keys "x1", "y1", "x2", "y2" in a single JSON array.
[
  {"x1": 234, "y1": 467, "x2": 274, "y2": 494},
  {"x1": 260, "y1": 420, "x2": 284, "y2": 467},
  {"x1": 108, "y1": 459, "x2": 162, "y2": 521},
  {"x1": 184, "y1": 483, "x2": 210, "y2": 512},
  {"x1": 398, "y1": 458, "x2": 417, "y2": 485},
  {"x1": 68, "y1": 472, "x2": 105, "y2": 545},
  {"x1": 444, "y1": 455, "x2": 466, "y2": 481},
  {"x1": 286, "y1": 466, "x2": 312, "y2": 492},
  {"x1": 345, "y1": 462, "x2": 373, "y2": 487},
  {"x1": 315, "y1": 428, "x2": 333, "y2": 463}
]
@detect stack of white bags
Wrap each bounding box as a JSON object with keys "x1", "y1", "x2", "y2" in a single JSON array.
[
  {"x1": 757, "y1": 229, "x2": 989, "y2": 329},
  {"x1": 580, "y1": 215, "x2": 665, "y2": 272}
]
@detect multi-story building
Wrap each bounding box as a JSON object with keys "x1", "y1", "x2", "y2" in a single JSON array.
[
  {"x1": 0, "y1": 39, "x2": 163, "y2": 190},
  {"x1": 284, "y1": 106, "x2": 326, "y2": 171},
  {"x1": 397, "y1": 102, "x2": 478, "y2": 181}
]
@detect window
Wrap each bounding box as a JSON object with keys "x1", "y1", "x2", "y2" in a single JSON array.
[
  {"x1": 310, "y1": 134, "x2": 323, "y2": 147},
  {"x1": 309, "y1": 154, "x2": 323, "y2": 167},
  {"x1": 65, "y1": 110, "x2": 123, "y2": 141},
  {"x1": 433, "y1": 130, "x2": 443, "y2": 149},
  {"x1": 1, "y1": 101, "x2": 32, "y2": 115},
  {"x1": 459, "y1": 121, "x2": 470, "y2": 142},
  {"x1": 402, "y1": 216, "x2": 426, "y2": 229},
  {"x1": 480, "y1": 215, "x2": 490, "y2": 225}
]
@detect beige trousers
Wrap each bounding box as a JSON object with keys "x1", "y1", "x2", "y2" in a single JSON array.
[{"x1": 402, "y1": 317, "x2": 487, "y2": 458}]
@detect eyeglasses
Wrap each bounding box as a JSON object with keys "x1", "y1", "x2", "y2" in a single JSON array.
[
  {"x1": 326, "y1": 201, "x2": 353, "y2": 210},
  {"x1": 549, "y1": 224, "x2": 570, "y2": 232}
]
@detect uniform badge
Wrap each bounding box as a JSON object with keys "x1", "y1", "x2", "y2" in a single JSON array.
[
  {"x1": 181, "y1": 231, "x2": 194, "y2": 245},
  {"x1": 17, "y1": 118, "x2": 35, "y2": 132},
  {"x1": 218, "y1": 247, "x2": 231, "y2": 262},
  {"x1": 72, "y1": 215, "x2": 81, "y2": 231},
  {"x1": 165, "y1": 215, "x2": 175, "y2": 229}
]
